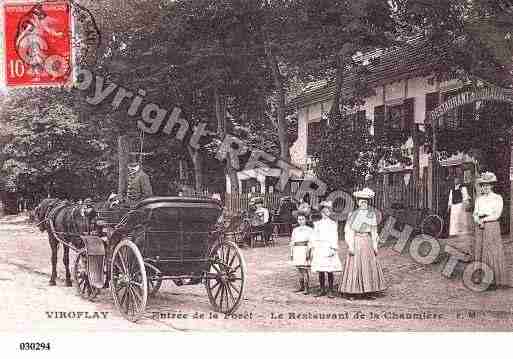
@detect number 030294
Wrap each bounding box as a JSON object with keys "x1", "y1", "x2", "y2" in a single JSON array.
[{"x1": 19, "y1": 342, "x2": 51, "y2": 351}]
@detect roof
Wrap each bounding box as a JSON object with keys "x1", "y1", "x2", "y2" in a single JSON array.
[{"x1": 288, "y1": 37, "x2": 445, "y2": 109}]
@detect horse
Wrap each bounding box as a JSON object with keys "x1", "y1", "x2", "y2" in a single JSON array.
[{"x1": 34, "y1": 198, "x2": 97, "y2": 286}]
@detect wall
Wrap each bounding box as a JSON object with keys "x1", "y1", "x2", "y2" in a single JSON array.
[{"x1": 289, "y1": 99, "x2": 332, "y2": 166}]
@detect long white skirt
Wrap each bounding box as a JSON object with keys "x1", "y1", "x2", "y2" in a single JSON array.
[{"x1": 449, "y1": 203, "x2": 473, "y2": 236}]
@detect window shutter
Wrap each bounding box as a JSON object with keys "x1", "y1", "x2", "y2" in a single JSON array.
[
  {"x1": 356, "y1": 110, "x2": 366, "y2": 132},
  {"x1": 374, "y1": 105, "x2": 385, "y2": 142},
  {"x1": 425, "y1": 92, "x2": 439, "y2": 125},
  {"x1": 307, "y1": 121, "x2": 322, "y2": 156},
  {"x1": 346, "y1": 113, "x2": 356, "y2": 132},
  {"x1": 403, "y1": 98, "x2": 415, "y2": 133},
  {"x1": 460, "y1": 85, "x2": 474, "y2": 126}
]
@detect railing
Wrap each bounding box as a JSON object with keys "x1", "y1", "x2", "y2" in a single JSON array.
[
  {"x1": 180, "y1": 188, "x2": 215, "y2": 198},
  {"x1": 224, "y1": 193, "x2": 283, "y2": 214},
  {"x1": 353, "y1": 174, "x2": 429, "y2": 212}
]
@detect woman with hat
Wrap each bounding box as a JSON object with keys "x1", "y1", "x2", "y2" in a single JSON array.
[
  {"x1": 289, "y1": 208, "x2": 314, "y2": 295},
  {"x1": 473, "y1": 172, "x2": 509, "y2": 289},
  {"x1": 339, "y1": 188, "x2": 386, "y2": 298},
  {"x1": 309, "y1": 200, "x2": 342, "y2": 298},
  {"x1": 250, "y1": 196, "x2": 272, "y2": 243}
]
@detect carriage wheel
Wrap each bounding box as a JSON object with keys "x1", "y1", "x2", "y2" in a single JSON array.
[
  {"x1": 73, "y1": 250, "x2": 100, "y2": 300},
  {"x1": 206, "y1": 241, "x2": 246, "y2": 314},
  {"x1": 421, "y1": 214, "x2": 443, "y2": 239},
  {"x1": 110, "y1": 240, "x2": 148, "y2": 322},
  {"x1": 145, "y1": 263, "x2": 163, "y2": 297}
]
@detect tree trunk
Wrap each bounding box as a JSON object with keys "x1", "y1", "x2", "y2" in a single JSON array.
[
  {"x1": 264, "y1": 39, "x2": 290, "y2": 162},
  {"x1": 329, "y1": 52, "x2": 345, "y2": 117},
  {"x1": 214, "y1": 87, "x2": 239, "y2": 193}
]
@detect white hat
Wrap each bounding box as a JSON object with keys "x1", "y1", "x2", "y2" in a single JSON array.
[
  {"x1": 477, "y1": 172, "x2": 497, "y2": 184},
  {"x1": 319, "y1": 200, "x2": 333, "y2": 210},
  {"x1": 108, "y1": 193, "x2": 118, "y2": 201},
  {"x1": 353, "y1": 187, "x2": 375, "y2": 199},
  {"x1": 250, "y1": 196, "x2": 264, "y2": 205}
]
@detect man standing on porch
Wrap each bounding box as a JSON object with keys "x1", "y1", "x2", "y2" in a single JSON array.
[{"x1": 447, "y1": 177, "x2": 473, "y2": 236}]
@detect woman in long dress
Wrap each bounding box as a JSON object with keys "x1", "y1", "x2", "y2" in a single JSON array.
[
  {"x1": 309, "y1": 201, "x2": 342, "y2": 298},
  {"x1": 473, "y1": 172, "x2": 509, "y2": 289},
  {"x1": 339, "y1": 188, "x2": 386, "y2": 298},
  {"x1": 289, "y1": 209, "x2": 314, "y2": 295},
  {"x1": 448, "y1": 177, "x2": 473, "y2": 236}
]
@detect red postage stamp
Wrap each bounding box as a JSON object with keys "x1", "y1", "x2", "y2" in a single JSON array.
[{"x1": 3, "y1": 1, "x2": 72, "y2": 87}]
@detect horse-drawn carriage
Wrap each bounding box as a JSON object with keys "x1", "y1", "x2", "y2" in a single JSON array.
[{"x1": 46, "y1": 196, "x2": 246, "y2": 322}]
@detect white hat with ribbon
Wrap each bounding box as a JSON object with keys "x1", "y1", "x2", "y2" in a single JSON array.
[
  {"x1": 476, "y1": 172, "x2": 497, "y2": 184},
  {"x1": 353, "y1": 187, "x2": 375, "y2": 199}
]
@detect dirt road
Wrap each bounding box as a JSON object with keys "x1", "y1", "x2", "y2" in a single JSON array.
[{"x1": 2, "y1": 214, "x2": 513, "y2": 331}]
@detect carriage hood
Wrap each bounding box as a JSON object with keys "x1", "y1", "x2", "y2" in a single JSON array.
[{"x1": 133, "y1": 196, "x2": 223, "y2": 212}]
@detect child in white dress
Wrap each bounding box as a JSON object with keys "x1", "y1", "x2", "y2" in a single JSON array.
[
  {"x1": 310, "y1": 201, "x2": 342, "y2": 298},
  {"x1": 290, "y1": 209, "x2": 314, "y2": 295}
]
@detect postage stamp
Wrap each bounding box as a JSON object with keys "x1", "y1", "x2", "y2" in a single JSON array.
[{"x1": 3, "y1": 1, "x2": 71, "y2": 87}]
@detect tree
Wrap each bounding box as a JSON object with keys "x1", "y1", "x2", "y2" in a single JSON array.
[
  {"x1": 316, "y1": 113, "x2": 375, "y2": 191},
  {"x1": 0, "y1": 89, "x2": 113, "y2": 200},
  {"x1": 297, "y1": 0, "x2": 398, "y2": 188},
  {"x1": 393, "y1": 0, "x2": 513, "y2": 88}
]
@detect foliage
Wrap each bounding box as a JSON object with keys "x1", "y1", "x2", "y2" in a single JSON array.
[
  {"x1": 0, "y1": 89, "x2": 113, "y2": 200},
  {"x1": 316, "y1": 113, "x2": 375, "y2": 191},
  {"x1": 2, "y1": 0, "x2": 512, "y2": 201},
  {"x1": 423, "y1": 101, "x2": 513, "y2": 161},
  {"x1": 393, "y1": 0, "x2": 513, "y2": 87}
]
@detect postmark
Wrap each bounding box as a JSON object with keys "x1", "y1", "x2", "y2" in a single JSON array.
[{"x1": 67, "y1": 0, "x2": 100, "y2": 68}]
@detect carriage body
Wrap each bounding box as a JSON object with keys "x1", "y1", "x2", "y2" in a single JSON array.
[
  {"x1": 128, "y1": 197, "x2": 222, "y2": 276},
  {"x1": 79, "y1": 197, "x2": 246, "y2": 322}
]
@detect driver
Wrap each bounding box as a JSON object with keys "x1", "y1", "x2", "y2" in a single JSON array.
[{"x1": 126, "y1": 155, "x2": 153, "y2": 206}]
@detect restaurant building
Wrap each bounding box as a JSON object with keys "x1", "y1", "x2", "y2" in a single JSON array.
[{"x1": 287, "y1": 37, "x2": 513, "y2": 234}]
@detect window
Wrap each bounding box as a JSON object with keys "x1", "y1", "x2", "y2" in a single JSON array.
[
  {"x1": 387, "y1": 103, "x2": 405, "y2": 130},
  {"x1": 374, "y1": 98, "x2": 414, "y2": 141},
  {"x1": 346, "y1": 110, "x2": 366, "y2": 132},
  {"x1": 307, "y1": 120, "x2": 322, "y2": 156}
]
